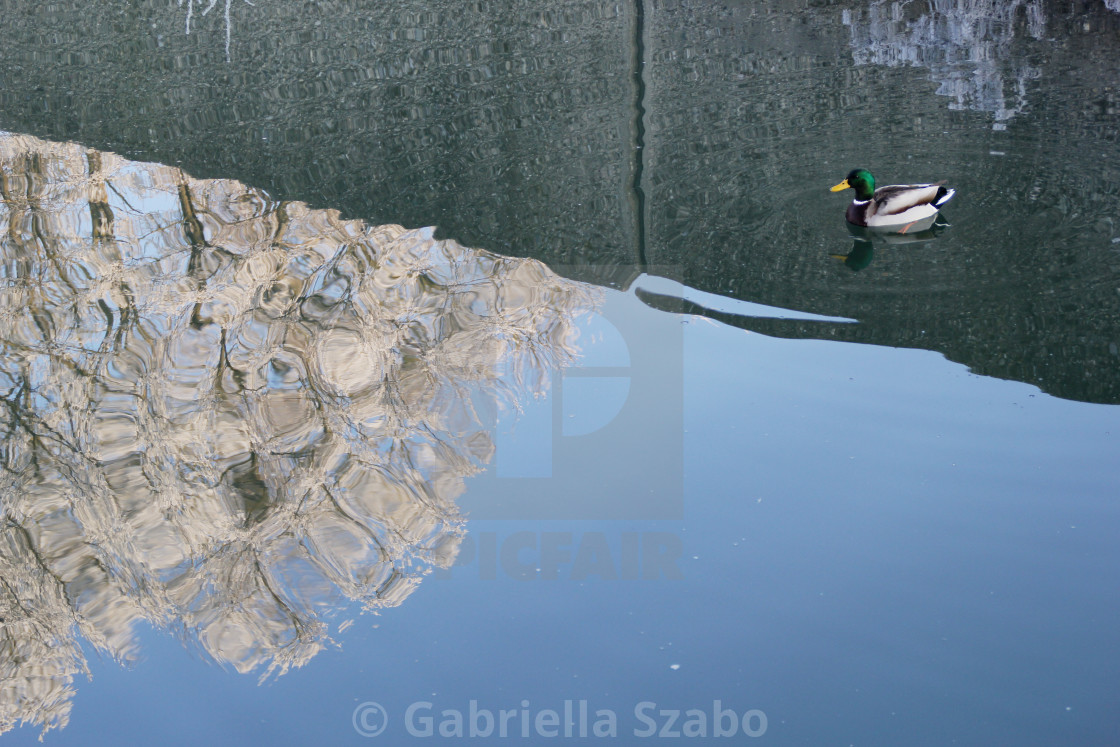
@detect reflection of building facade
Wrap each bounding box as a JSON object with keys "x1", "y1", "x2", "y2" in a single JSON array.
[{"x1": 0, "y1": 133, "x2": 600, "y2": 736}]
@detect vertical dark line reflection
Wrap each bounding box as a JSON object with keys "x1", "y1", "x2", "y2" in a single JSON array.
[{"x1": 630, "y1": 0, "x2": 648, "y2": 267}]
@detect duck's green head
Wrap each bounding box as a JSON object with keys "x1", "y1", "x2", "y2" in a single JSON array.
[{"x1": 830, "y1": 169, "x2": 875, "y2": 200}]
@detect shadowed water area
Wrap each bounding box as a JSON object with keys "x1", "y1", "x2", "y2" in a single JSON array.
[{"x1": 1, "y1": 1, "x2": 1119, "y2": 745}]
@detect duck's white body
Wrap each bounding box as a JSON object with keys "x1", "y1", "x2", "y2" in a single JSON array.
[{"x1": 849, "y1": 184, "x2": 956, "y2": 232}]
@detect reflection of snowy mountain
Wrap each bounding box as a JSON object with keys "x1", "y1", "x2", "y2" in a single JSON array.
[
  {"x1": 0, "y1": 132, "x2": 600, "y2": 736},
  {"x1": 841, "y1": 0, "x2": 1046, "y2": 128}
]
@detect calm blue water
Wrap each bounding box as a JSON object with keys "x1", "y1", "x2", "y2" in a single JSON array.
[
  {"x1": 2, "y1": 262, "x2": 1115, "y2": 745},
  {"x1": 2, "y1": 1, "x2": 1120, "y2": 745}
]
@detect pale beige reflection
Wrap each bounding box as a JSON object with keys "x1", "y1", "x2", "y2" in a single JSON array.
[{"x1": 0, "y1": 132, "x2": 602, "y2": 736}]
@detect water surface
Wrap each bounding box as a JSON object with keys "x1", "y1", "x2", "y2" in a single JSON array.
[{"x1": 1, "y1": 1, "x2": 1119, "y2": 745}]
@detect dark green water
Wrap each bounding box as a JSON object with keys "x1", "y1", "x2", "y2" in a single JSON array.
[
  {"x1": 1, "y1": 1, "x2": 1119, "y2": 745},
  {"x1": 4, "y1": 0, "x2": 1120, "y2": 402}
]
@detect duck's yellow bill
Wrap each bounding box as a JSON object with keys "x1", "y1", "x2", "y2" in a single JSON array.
[{"x1": 830, "y1": 180, "x2": 851, "y2": 192}]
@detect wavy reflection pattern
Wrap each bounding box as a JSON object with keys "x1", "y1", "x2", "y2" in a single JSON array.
[
  {"x1": 0, "y1": 132, "x2": 600, "y2": 735},
  {"x1": 842, "y1": 0, "x2": 1046, "y2": 128}
]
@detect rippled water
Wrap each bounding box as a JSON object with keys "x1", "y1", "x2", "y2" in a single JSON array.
[{"x1": 1, "y1": 1, "x2": 1119, "y2": 745}]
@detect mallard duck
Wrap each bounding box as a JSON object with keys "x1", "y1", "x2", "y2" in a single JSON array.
[{"x1": 830, "y1": 168, "x2": 955, "y2": 233}]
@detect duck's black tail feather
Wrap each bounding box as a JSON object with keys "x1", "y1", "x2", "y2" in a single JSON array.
[{"x1": 934, "y1": 186, "x2": 956, "y2": 207}]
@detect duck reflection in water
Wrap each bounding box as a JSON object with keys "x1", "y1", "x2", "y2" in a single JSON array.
[{"x1": 831, "y1": 216, "x2": 951, "y2": 271}]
